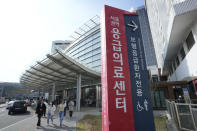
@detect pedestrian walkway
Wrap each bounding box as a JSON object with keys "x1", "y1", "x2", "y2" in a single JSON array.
[
  {"x1": 0, "y1": 103, "x2": 6, "y2": 108},
  {"x1": 0, "y1": 111, "x2": 76, "y2": 131},
  {"x1": 0, "y1": 107, "x2": 101, "y2": 131}
]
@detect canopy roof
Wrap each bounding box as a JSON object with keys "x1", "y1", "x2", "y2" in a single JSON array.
[
  {"x1": 70, "y1": 15, "x2": 100, "y2": 41},
  {"x1": 20, "y1": 50, "x2": 101, "y2": 90}
]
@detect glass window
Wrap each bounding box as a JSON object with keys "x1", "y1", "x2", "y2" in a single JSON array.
[
  {"x1": 172, "y1": 61, "x2": 176, "y2": 71},
  {"x1": 92, "y1": 54, "x2": 100, "y2": 61},
  {"x1": 186, "y1": 32, "x2": 195, "y2": 51},
  {"x1": 180, "y1": 47, "x2": 185, "y2": 60},
  {"x1": 176, "y1": 56, "x2": 180, "y2": 67},
  {"x1": 172, "y1": 64, "x2": 175, "y2": 72},
  {"x1": 169, "y1": 66, "x2": 173, "y2": 75}
]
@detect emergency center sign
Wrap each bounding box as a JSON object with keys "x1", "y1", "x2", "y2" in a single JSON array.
[{"x1": 101, "y1": 5, "x2": 155, "y2": 131}]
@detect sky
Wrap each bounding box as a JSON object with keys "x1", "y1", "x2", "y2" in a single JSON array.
[{"x1": 0, "y1": 0, "x2": 144, "y2": 83}]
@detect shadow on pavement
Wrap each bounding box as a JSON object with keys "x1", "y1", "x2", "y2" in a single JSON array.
[
  {"x1": 38, "y1": 123, "x2": 76, "y2": 131},
  {"x1": 11, "y1": 111, "x2": 31, "y2": 116}
]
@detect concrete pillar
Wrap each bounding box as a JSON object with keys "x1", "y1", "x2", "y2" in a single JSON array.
[
  {"x1": 168, "y1": 86, "x2": 175, "y2": 100},
  {"x1": 42, "y1": 88, "x2": 44, "y2": 98},
  {"x1": 96, "y1": 85, "x2": 99, "y2": 108},
  {"x1": 65, "y1": 90, "x2": 68, "y2": 99},
  {"x1": 63, "y1": 90, "x2": 66, "y2": 100},
  {"x1": 52, "y1": 83, "x2": 56, "y2": 102},
  {"x1": 76, "y1": 74, "x2": 81, "y2": 112},
  {"x1": 38, "y1": 89, "x2": 40, "y2": 98}
]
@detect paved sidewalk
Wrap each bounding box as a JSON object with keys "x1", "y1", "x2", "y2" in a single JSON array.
[
  {"x1": 0, "y1": 104, "x2": 6, "y2": 108},
  {"x1": 1, "y1": 111, "x2": 77, "y2": 131},
  {"x1": 0, "y1": 107, "x2": 101, "y2": 131}
]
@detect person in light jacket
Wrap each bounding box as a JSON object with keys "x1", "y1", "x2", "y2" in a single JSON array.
[
  {"x1": 68, "y1": 99, "x2": 74, "y2": 118},
  {"x1": 46, "y1": 102, "x2": 56, "y2": 125}
]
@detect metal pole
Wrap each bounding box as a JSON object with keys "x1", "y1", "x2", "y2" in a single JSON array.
[
  {"x1": 76, "y1": 74, "x2": 81, "y2": 112},
  {"x1": 96, "y1": 85, "x2": 99, "y2": 108},
  {"x1": 38, "y1": 88, "x2": 40, "y2": 98},
  {"x1": 63, "y1": 89, "x2": 66, "y2": 100},
  {"x1": 65, "y1": 90, "x2": 68, "y2": 99},
  {"x1": 42, "y1": 88, "x2": 44, "y2": 98},
  {"x1": 52, "y1": 83, "x2": 56, "y2": 102}
]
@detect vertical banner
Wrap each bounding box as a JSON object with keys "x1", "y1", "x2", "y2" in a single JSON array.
[{"x1": 101, "y1": 5, "x2": 155, "y2": 131}]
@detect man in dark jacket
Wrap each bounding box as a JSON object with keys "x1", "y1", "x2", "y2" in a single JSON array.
[
  {"x1": 36, "y1": 99, "x2": 43, "y2": 127},
  {"x1": 42, "y1": 100, "x2": 46, "y2": 117}
]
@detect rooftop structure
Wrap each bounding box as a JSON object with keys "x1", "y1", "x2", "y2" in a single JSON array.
[
  {"x1": 51, "y1": 40, "x2": 71, "y2": 54},
  {"x1": 70, "y1": 15, "x2": 100, "y2": 41}
]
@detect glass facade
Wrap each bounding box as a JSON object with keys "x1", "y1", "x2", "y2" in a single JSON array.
[
  {"x1": 65, "y1": 26, "x2": 101, "y2": 72},
  {"x1": 63, "y1": 20, "x2": 101, "y2": 107},
  {"x1": 65, "y1": 8, "x2": 157, "y2": 73}
]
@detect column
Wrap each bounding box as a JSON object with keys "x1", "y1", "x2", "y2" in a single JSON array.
[
  {"x1": 52, "y1": 83, "x2": 56, "y2": 102},
  {"x1": 76, "y1": 74, "x2": 81, "y2": 112},
  {"x1": 42, "y1": 88, "x2": 44, "y2": 98},
  {"x1": 96, "y1": 85, "x2": 99, "y2": 108},
  {"x1": 63, "y1": 89, "x2": 66, "y2": 100},
  {"x1": 38, "y1": 88, "x2": 40, "y2": 98},
  {"x1": 65, "y1": 90, "x2": 68, "y2": 99},
  {"x1": 168, "y1": 86, "x2": 175, "y2": 100}
]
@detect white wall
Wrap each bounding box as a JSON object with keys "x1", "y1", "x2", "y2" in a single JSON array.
[
  {"x1": 146, "y1": 0, "x2": 170, "y2": 69},
  {"x1": 170, "y1": 22, "x2": 197, "y2": 81}
]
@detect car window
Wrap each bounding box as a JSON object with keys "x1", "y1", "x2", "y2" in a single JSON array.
[
  {"x1": 14, "y1": 102, "x2": 21, "y2": 107},
  {"x1": 20, "y1": 101, "x2": 26, "y2": 105}
]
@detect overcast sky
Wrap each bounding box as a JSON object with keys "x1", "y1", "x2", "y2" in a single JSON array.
[{"x1": 0, "y1": 0, "x2": 144, "y2": 83}]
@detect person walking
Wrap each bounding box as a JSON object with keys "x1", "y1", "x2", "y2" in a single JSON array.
[
  {"x1": 46, "y1": 102, "x2": 56, "y2": 126},
  {"x1": 36, "y1": 99, "x2": 43, "y2": 127},
  {"x1": 42, "y1": 100, "x2": 47, "y2": 117},
  {"x1": 68, "y1": 99, "x2": 74, "y2": 118},
  {"x1": 57, "y1": 100, "x2": 65, "y2": 127}
]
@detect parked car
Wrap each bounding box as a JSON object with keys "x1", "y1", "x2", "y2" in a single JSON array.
[
  {"x1": 6, "y1": 101, "x2": 15, "y2": 109},
  {"x1": 8, "y1": 101, "x2": 27, "y2": 115}
]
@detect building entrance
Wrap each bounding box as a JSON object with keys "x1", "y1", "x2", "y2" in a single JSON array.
[
  {"x1": 153, "y1": 90, "x2": 166, "y2": 109},
  {"x1": 81, "y1": 86, "x2": 96, "y2": 107}
]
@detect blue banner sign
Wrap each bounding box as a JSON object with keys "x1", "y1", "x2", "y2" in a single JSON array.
[{"x1": 124, "y1": 14, "x2": 155, "y2": 131}]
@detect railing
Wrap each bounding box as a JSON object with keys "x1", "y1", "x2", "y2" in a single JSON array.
[{"x1": 166, "y1": 100, "x2": 197, "y2": 131}]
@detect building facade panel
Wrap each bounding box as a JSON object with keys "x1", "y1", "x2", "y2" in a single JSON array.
[
  {"x1": 170, "y1": 22, "x2": 197, "y2": 81},
  {"x1": 137, "y1": 7, "x2": 157, "y2": 68},
  {"x1": 65, "y1": 26, "x2": 101, "y2": 71},
  {"x1": 146, "y1": 0, "x2": 197, "y2": 79},
  {"x1": 146, "y1": 0, "x2": 167, "y2": 69}
]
